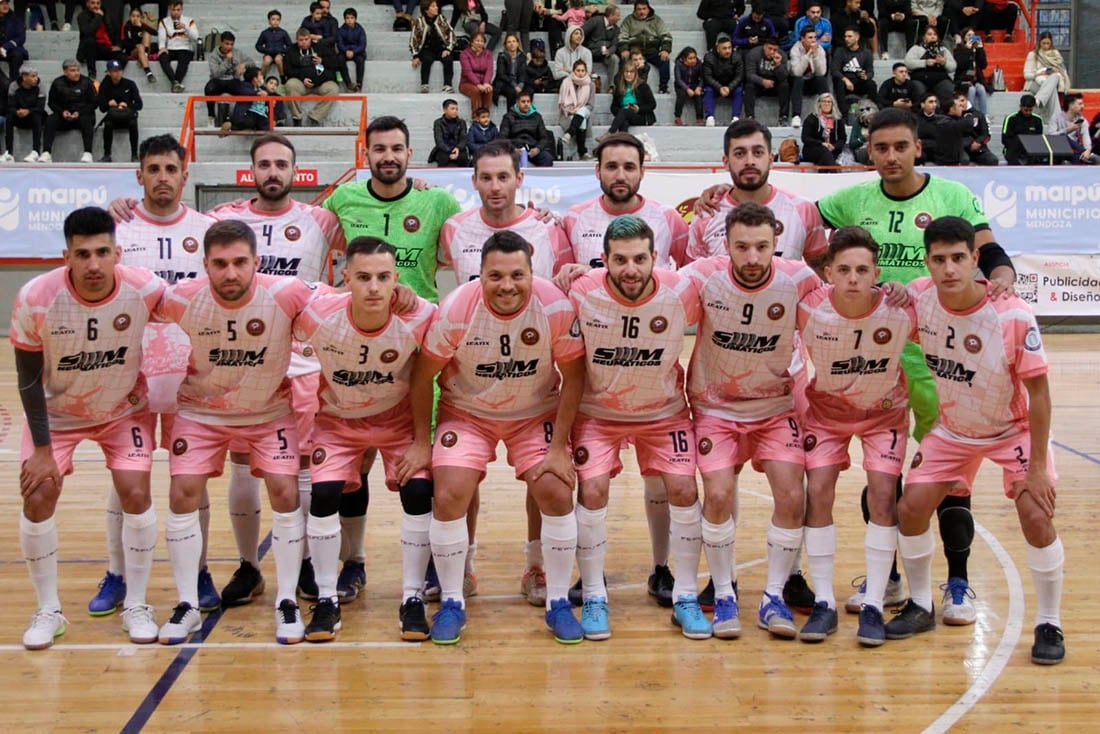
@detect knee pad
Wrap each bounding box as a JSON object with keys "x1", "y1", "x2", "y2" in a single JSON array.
[
  {"x1": 399, "y1": 478, "x2": 434, "y2": 516},
  {"x1": 860, "y1": 485, "x2": 870, "y2": 524},
  {"x1": 339, "y1": 483, "x2": 368, "y2": 517},
  {"x1": 310, "y1": 480, "x2": 344, "y2": 518},
  {"x1": 937, "y1": 495, "x2": 974, "y2": 553}
]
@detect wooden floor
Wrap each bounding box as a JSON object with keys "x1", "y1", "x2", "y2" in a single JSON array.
[{"x1": 0, "y1": 334, "x2": 1096, "y2": 732}]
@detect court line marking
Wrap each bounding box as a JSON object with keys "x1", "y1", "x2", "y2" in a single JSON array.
[{"x1": 0, "y1": 640, "x2": 414, "y2": 652}]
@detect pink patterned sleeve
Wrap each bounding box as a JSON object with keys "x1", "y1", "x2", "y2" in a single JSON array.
[
  {"x1": 9, "y1": 280, "x2": 45, "y2": 351},
  {"x1": 311, "y1": 207, "x2": 346, "y2": 252},
  {"x1": 1004, "y1": 302, "x2": 1048, "y2": 379},
  {"x1": 798, "y1": 200, "x2": 828, "y2": 262},
  {"x1": 438, "y1": 218, "x2": 457, "y2": 268},
  {"x1": 422, "y1": 285, "x2": 479, "y2": 362},
  {"x1": 666, "y1": 208, "x2": 690, "y2": 266},
  {"x1": 549, "y1": 223, "x2": 575, "y2": 274},
  {"x1": 686, "y1": 215, "x2": 711, "y2": 262}
]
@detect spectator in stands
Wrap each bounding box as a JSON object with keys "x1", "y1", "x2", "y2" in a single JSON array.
[
  {"x1": 121, "y1": 7, "x2": 156, "y2": 83},
  {"x1": 732, "y1": 5, "x2": 775, "y2": 51},
  {"x1": 944, "y1": 0, "x2": 982, "y2": 44},
  {"x1": 336, "y1": 8, "x2": 366, "y2": 92},
  {"x1": 96, "y1": 58, "x2": 140, "y2": 161},
  {"x1": 460, "y1": 31, "x2": 493, "y2": 117},
  {"x1": 793, "y1": 2, "x2": 832, "y2": 50},
  {"x1": 535, "y1": 0, "x2": 572, "y2": 57},
  {"x1": 905, "y1": 24, "x2": 954, "y2": 100},
  {"x1": 697, "y1": 0, "x2": 745, "y2": 53},
  {"x1": 832, "y1": 0, "x2": 878, "y2": 57},
  {"x1": 500, "y1": 89, "x2": 555, "y2": 165},
  {"x1": 953, "y1": 26, "x2": 988, "y2": 116},
  {"x1": 583, "y1": 3, "x2": 620, "y2": 86},
  {"x1": 524, "y1": 38, "x2": 556, "y2": 94},
  {"x1": 502, "y1": 0, "x2": 533, "y2": 51},
  {"x1": 910, "y1": 0, "x2": 948, "y2": 48},
  {"x1": 846, "y1": 95, "x2": 876, "y2": 162},
  {"x1": 228, "y1": 65, "x2": 285, "y2": 132},
  {"x1": 876, "y1": 0, "x2": 911, "y2": 58},
  {"x1": 627, "y1": 46, "x2": 651, "y2": 85},
  {"x1": 742, "y1": 37, "x2": 790, "y2": 124},
  {"x1": 285, "y1": 27, "x2": 340, "y2": 125},
  {"x1": 428, "y1": 97, "x2": 469, "y2": 166},
  {"x1": 552, "y1": 25, "x2": 592, "y2": 83},
  {"x1": 256, "y1": 9, "x2": 293, "y2": 81},
  {"x1": 394, "y1": 0, "x2": 418, "y2": 31},
  {"x1": 617, "y1": 0, "x2": 672, "y2": 94},
  {"x1": 493, "y1": 32, "x2": 526, "y2": 108},
  {"x1": 1023, "y1": 32, "x2": 1068, "y2": 123},
  {"x1": 42, "y1": 58, "x2": 96, "y2": 162},
  {"x1": 756, "y1": 0, "x2": 793, "y2": 46},
  {"x1": 954, "y1": 91, "x2": 997, "y2": 164},
  {"x1": 205, "y1": 31, "x2": 253, "y2": 124},
  {"x1": 453, "y1": 0, "x2": 501, "y2": 52},
  {"x1": 157, "y1": 0, "x2": 198, "y2": 93},
  {"x1": 1049, "y1": 93, "x2": 1100, "y2": 165},
  {"x1": 467, "y1": 105, "x2": 498, "y2": 157},
  {"x1": 608, "y1": 62, "x2": 655, "y2": 133},
  {"x1": 702, "y1": 33, "x2": 742, "y2": 127},
  {"x1": 915, "y1": 90, "x2": 942, "y2": 161},
  {"x1": 801, "y1": 91, "x2": 846, "y2": 166},
  {"x1": 877, "y1": 61, "x2": 917, "y2": 109},
  {"x1": 1001, "y1": 93, "x2": 1041, "y2": 164},
  {"x1": 978, "y1": 0, "x2": 1016, "y2": 42},
  {"x1": 302, "y1": 1, "x2": 338, "y2": 62},
  {"x1": 4, "y1": 64, "x2": 44, "y2": 162},
  {"x1": 77, "y1": 0, "x2": 126, "y2": 80},
  {"x1": 832, "y1": 26, "x2": 876, "y2": 110},
  {"x1": 673, "y1": 45, "x2": 704, "y2": 126},
  {"x1": 790, "y1": 26, "x2": 827, "y2": 127},
  {"x1": 0, "y1": 0, "x2": 29, "y2": 81},
  {"x1": 410, "y1": 0, "x2": 457, "y2": 94},
  {"x1": 1090, "y1": 112, "x2": 1100, "y2": 154},
  {"x1": 559, "y1": 57, "x2": 592, "y2": 159}
]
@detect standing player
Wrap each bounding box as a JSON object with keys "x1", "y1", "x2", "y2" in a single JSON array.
[
  {"x1": 13, "y1": 207, "x2": 164, "y2": 648},
  {"x1": 406, "y1": 231, "x2": 585, "y2": 645},
  {"x1": 679, "y1": 203, "x2": 820, "y2": 640},
  {"x1": 888, "y1": 216, "x2": 1064, "y2": 666},
  {"x1": 555, "y1": 132, "x2": 690, "y2": 610},
  {"x1": 569, "y1": 215, "x2": 711, "y2": 640},
  {"x1": 294, "y1": 237, "x2": 436, "y2": 641},
  {"x1": 795, "y1": 227, "x2": 916, "y2": 645},
  {"x1": 154, "y1": 220, "x2": 317, "y2": 645}
]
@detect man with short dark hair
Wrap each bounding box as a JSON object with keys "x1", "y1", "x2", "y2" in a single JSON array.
[
  {"x1": 789, "y1": 26, "x2": 828, "y2": 127},
  {"x1": 284, "y1": 26, "x2": 340, "y2": 126},
  {"x1": 1001, "y1": 93, "x2": 1042, "y2": 165},
  {"x1": 583, "y1": 3, "x2": 620, "y2": 84},
  {"x1": 429, "y1": 98, "x2": 469, "y2": 167},
  {"x1": 42, "y1": 59, "x2": 97, "y2": 163},
  {"x1": 499, "y1": 90, "x2": 555, "y2": 166},
  {"x1": 832, "y1": 26, "x2": 876, "y2": 110},
  {"x1": 742, "y1": 37, "x2": 790, "y2": 125},
  {"x1": 732, "y1": 5, "x2": 775, "y2": 51},
  {"x1": 77, "y1": 0, "x2": 125, "y2": 80},
  {"x1": 205, "y1": 31, "x2": 254, "y2": 124},
  {"x1": 877, "y1": 62, "x2": 918, "y2": 110},
  {"x1": 97, "y1": 58, "x2": 141, "y2": 162},
  {"x1": 617, "y1": 0, "x2": 672, "y2": 94},
  {"x1": 157, "y1": 0, "x2": 198, "y2": 93},
  {"x1": 702, "y1": 34, "x2": 743, "y2": 127}
]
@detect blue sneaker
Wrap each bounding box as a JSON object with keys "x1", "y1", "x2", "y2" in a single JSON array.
[
  {"x1": 423, "y1": 558, "x2": 441, "y2": 603},
  {"x1": 546, "y1": 598, "x2": 584, "y2": 644},
  {"x1": 197, "y1": 566, "x2": 221, "y2": 612},
  {"x1": 941, "y1": 576, "x2": 977, "y2": 625},
  {"x1": 88, "y1": 571, "x2": 126, "y2": 616},
  {"x1": 671, "y1": 595, "x2": 712, "y2": 639},
  {"x1": 430, "y1": 599, "x2": 466, "y2": 645},
  {"x1": 758, "y1": 592, "x2": 797, "y2": 638},
  {"x1": 580, "y1": 596, "x2": 611, "y2": 640},
  {"x1": 712, "y1": 595, "x2": 741, "y2": 639}
]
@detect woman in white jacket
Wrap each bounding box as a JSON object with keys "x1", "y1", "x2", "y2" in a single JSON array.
[
  {"x1": 1024, "y1": 32, "x2": 1070, "y2": 122},
  {"x1": 558, "y1": 58, "x2": 593, "y2": 159}
]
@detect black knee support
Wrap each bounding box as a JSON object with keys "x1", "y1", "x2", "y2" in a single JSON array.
[
  {"x1": 339, "y1": 482, "x2": 368, "y2": 517},
  {"x1": 311, "y1": 480, "x2": 344, "y2": 518},
  {"x1": 937, "y1": 494, "x2": 974, "y2": 553},
  {"x1": 861, "y1": 476, "x2": 904, "y2": 524},
  {"x1": 399, "y1": 478, "x2": 434, "y2": 516}
]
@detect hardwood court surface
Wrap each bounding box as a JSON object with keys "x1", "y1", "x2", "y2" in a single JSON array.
[{"x1": 0, "y1": 334, "x2": 1095, "y2": 732}]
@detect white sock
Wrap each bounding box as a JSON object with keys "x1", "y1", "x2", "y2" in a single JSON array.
[
  {"x1": 198, "y1": 493, "x2": 210, "y2": 569},
  {"x1": 21, "y1": 515, "x2": 60, "y2": 611},
  {"x1": 765, "y1": 523, "x2": 803, "y2": 597},
  {"x1": 898, "y1": 527, "x2": 935, "y2": 611},
  {"x1": 541, "y1": 512, "x2": 577, "y2": 607},
  {"x1": 702, "y1": 516, "x2": 736, "y2": 599},
  {"x1": 575, "y1": 504, "x2": 608, "y2": 600},
  {"x1": 804, "y1": 524, "x2": 837, "y2": 609},
  {"x1": 668, "y1": 502, "x2": 703, "y2": 601},
  {"x1": 863, "y1": 522, "x2": 898, "y2": 611},
  {"x1": 105, "y1": 489, "x2": 124, "y2": 575},
  {"x1": 465, "y1": 541, "x2": 477, "y2": 576},
  {"x1": 227, "y1": 462, "x2": 262, "y2": 568},
  {"x1": 524, "y1": 538, "x2": 544, "y2": 570},
  {"x1": 430, "y1": 516, "x2": 468, "y2": 607},
  {"x1": 298, "y1": 469, "x2": 312, "y2": 559},
  {"x1": 165, "y1": 510, "x2": 202, "y2": 608},
  {"x1": 341, "y1": 515, "x2": 367, "y2": 563},
  {"x1": 122, "y1": 507, "x2": 157, "y2": 608},
  {"x1": 270, "y1": 509, "x2": 306, "y2": 607},
  {"x1": 307, "y1": 512, "x2": 340, "y2": 601},
  {"x1": 643, "y1": 475, "x2": 670, "y2": 567},
  {"x1": 1027, "y1": 537, "x2": 1064, "y2": 628},
  {"x1": 401, "y1": 512, "x2": 432, "y2": 600}
]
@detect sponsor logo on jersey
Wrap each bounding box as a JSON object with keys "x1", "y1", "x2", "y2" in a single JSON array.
[
  {"x1": 873, "y1": 327, "x2": 892, "y2": 344},
  {"x1": 925, "y1": 355, "x2": 976, "y2": 386},
  {"x1": 697, "y1": 437, "x2": 712, "y2": 455},
  {"x1": 394, "y1": 247, "x2": 423, "y2": 268},
  {"x1": 182, "y1": 237, "x2": 199, "y2": 254},
  {"x1": 710, "y1": 331, "x2": 780, "y2": 353},
  {"x1": 830, "y1": 356, "x2": 890, "y2": 376},
  {"x1": 474, "y1": 359, "x2": 540, "y2": 380},
  {"x1": 767, "y1": 303, "x2": 785, "y2": 320},
  {"x1": 156, "y1": 269, "x2": 198, "y2": 284},
  {"x1": 284, "y1": 225, "x2": 301, "y2": 242},
  {"x1": 257, "y1": 255, "x2": 302, "y2": 276},
  {"x1": 521, "y1": 328, "x2": 540, "y2": 346},
  {"x1": 311, "y1": 447, "x2": 327, "y2": 465},
  {"x1": 57, "y1": 347, "x2": 129, "y2": 371},
  {"x1": 963, "y1": 334, "x2": 982, "y2": 354},
  {"x1": 172, "y1": 438, "x2": 188, "y2": 456},
  {"x1": 49, "y1": 325, "x2": 76, "y2": 336},
  {"x1": 1024, "y1": 326, "x2": 1043, "y2": 352},
  {"x1": 573, "y1": 446, "x2": 589, "y2": 465},
  {"x1": 208, "y1": 347, "x2": 267, "y2": 367},
  {"x1": 439, "y1": 430, "x2": 458, "y2": 448},
  {"x1": 321, "y1": 344, "x2": 346, "y2": 356},
  {"x1": 465, "y1": 336, "x2": 491, "y2": 347},
  {"x1": 332, "y1": 369, "x2": 394, "y2": 386},
  {"x1": 113, "y1": 314, "x2": 132, "y2": 331},
  {"x1": 705, "y1": 299, "x2": 730, "y2": 312},
  {"x1": 877, "y1": 242, "x2": 924, "y2": 269},
  {"x1": 592, "y1": 346, "x2": 664, "y2": 367},
  {"x1": 380, "y1": 349, "x2": 400, "y2": 363},
  {"x1": 649, "y1": 316, "x2": 668, "y2": 334},
  {"x1": 246, "y1": 319, "x2": 266, "y2": 337},
  {"x1": 583, "y1": 318, "x2": 609, "y2": 330},
  {"x1": 403, "y1": 215, "x2": 421, "y2": 233}
]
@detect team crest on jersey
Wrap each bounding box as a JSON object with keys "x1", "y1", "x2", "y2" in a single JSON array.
[
  {"x1": 403, "y1": 215, "x2": 421, "y2": 233},
  {"x1": 650, "y1": 316, "x2": 668, "y2": 334},
  {"x1": 311, "y1": 447, "x2": 327, "y2": 465},
  {"x1": 172, "y1": 438, "x2": 188, "y2": 456},
  {"x1": 873, "y1": 327, "x2": 892, "y2": 344},
  {"x1": 573, "y1": 446, "x2": 589, "y2": 465},
  {"x1": 302, "y1": 346, "x2": 314, "y2": 358},
  {"x1": 964, "y1": 334, "x2": 982, "y2": 354},
  {"x1": 782, "y1": 383, "x2": 792, "y2": 395},
  {"x1": 914, "y1": 212, "x2": 933, "y2": 229},
  {"x1": 284, "y1": 225, "x2": 301, "y2": 242},
  {"x1": 380, "y1": 349, "x2": 399, "y2": 363},
  {"x1": 881, "y1": 398, "x2": 893, "y2": 410},
  {"x1": 521, "y1": 328, "x2": 540, "y2": 346},
  {"x1": 182, "y1": 237, "x2": 199, "y2": 254},
  {"x1": 803, "y1": 434, "x2": 817, "y2": 452},
  {"x1": 910, "y1": 451, "x2": 923, "y2": 469},
  {"x1": 774, "y1": 220, "x2": 785, "y2": 236},
  {"x1": 127, "y1": 392, "x2": 140, "y2": 405},
  {"x1": 1024, "y1": 326, "x2": 1043, "y2": 352},
  {"x1": 440, "y1": 431, "x2": 458, "y2": 448},
  {"x1": 113, "y1": 314, "x2": 132, "y2": 331},
  {"x1": 246, "y1": 319, "x2": 266, "y2": 337},
  {"x1": 697, "y1": 437, "x2": 713, "y2": 455},
  {"x1": 767, "y1": 303, "x2": 785, "y2": 320}
]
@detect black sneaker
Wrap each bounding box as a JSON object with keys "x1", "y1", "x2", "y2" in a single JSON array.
[
  {"x1": 798, "y1": 601, "x2": 838, "y2": 642},
  {"x1": 1031, "y1": 623, "x2": 1065, "y2": 665},
  {"x1": 220, "y1": 559, "x2": 265, "y2": 606},
  {"x1": 399, "y1": 597, "x2": 430, "y2": 641},
  {"x1": 336, "y1": 560, "x2": 366, "y2": 603},
  {"x1": 647, "y1": 564, "x2": 674, "y2": 608},
  {"x1": 884, "y1": 600, "x2": 936, "y2": 639},
  {"x1": 658, "y1": 84, "x2": 669, "y2": 94},
  {"x1": 297, "y1": 558, "x2": 319, "y2": 601},
  {"x1": 567, "y1": 575, "x2": 607, "y2": 607},
  {"x1": 783, "y1": 572, "x2": 816, "y2": 614},
  {"x1": 857, "y1": 605, "x2": 886, "y2": 647},
  {"x1": 304, "y1": 598, "x2": 341, "y2": 642},
  {"x1": 699, "y1": 578, "x2": 738, "y2": 612}
]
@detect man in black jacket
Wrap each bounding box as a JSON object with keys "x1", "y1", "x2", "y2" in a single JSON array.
[
  {"x1": 877, "y1": 0, "x2": 911, "y2": 54},
  {"x1": 0, "y1": 0, "x2": 29, "y2": 80},
  {"x1": 697, "y1": 0, "x2": 745, "y2": 52},
  {"x1": 4, "y1": 64, "x2": 44, "y2": 161},
  {"x1": 1001, "y1": 93, "x2": 1043, "y2": 165},
  {"x1": 76, "y1": 0, "x2": 126, "y2": 80},
  {"x1": 953, "y1": 91, "x2": 997, "y2": 165},
  {"x1": 582, "y1": 3, "x2": 620, "y2": 85},
  {"x1": 284, "y1": 26, "x2": 340, "y2": 126},
  {"x1": 42, "y1": 59, "x2": 97, "y2": 162},
  {"x1": 428, "y1": 98, "x2": 469, "y2": 167},
  {"x1": 877, "y1": 61, "x2": 917, "y2": 110},
  {"x1": 499, "y1": 90, "x2": 554, "y2": 166},
  {"x1": 97, "y1": 58, "x2": 141, "y2": 161},
  {"x1": 702, "y1": 34, "x2": 743, "y2": 127},
  {"x1": 732, "y1": 5, "x2": 776, "y2": 50}
]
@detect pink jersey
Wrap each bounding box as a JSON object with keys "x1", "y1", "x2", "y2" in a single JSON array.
[
  {"x1": 797, "y1": 285, "x2": 917, "y2": 417},
  {"x1": 294, "y1": 292, "x2": 436, "y2": 419},
  {"x1": 424, "y1": 278, "x2": 585, "y2": 420},
  {"x1": 10, "y1": 265, "x2": 165, "y2": 431},
  {"x1": 156, "y1": 273, "x2": 317, "y2": 425},
  {"x1": 439, "y1": 207, "x2": 574, "y2": 284},
  {"x1": 570, "y1": 269, "x2": 701, "y2": 422},
  {"x1": 909, "y1": 277, "x2": 1048, "y2": 442},
  {"x1": 564, "y1": 195, "x2": 689, "y2": 270},
  {"x1": 686, "y1": 186, "x2": 827, "y2": 263},
  {"x1": 682, "y1": 256, "x2": 819, "y2": 422}
]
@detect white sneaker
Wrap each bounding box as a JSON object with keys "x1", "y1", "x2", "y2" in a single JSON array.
[
  {"x1": 0, "y1": 152, "x2": 13, "y2": 162},
  {"x1": 560, "y1": 132, "x2": 572, "y2": 145},
  {"x1": 158, "y1": 602, "x2": 201, "y2": 644},
  {"x1": 275, "y1": 599, "x2": 305, "y2": 644},
  {"x1": 705, "y1": 115, "x2": 716, "y2": 127},
  {"x1": 62, "y1": 22, "x2": 71, "y2": 31},
  {"x1": 23, "y1": 608, "x2": 67, "y2": 650},
  {"x1": 791, "y1": 115, "x2": 802, "y2": 129},
  {"x1": 880, "y1": 52, "x2": 890, "y2": 60},
  {"x1": 80, "y1": 151, "x2": 93, "y2": 163},
  {"x1": 122, "y1": 604, "x2": 158, "y2": 644},
  {"x1": 941, "y1": 577, "x2": 977, "y2": 625},
  {"x1": 23, "y1": 150, "x2": 39, "y2": 163},
  {"x1": 845, "y1": 575, "x2": 907, "y2": 613},
  {"x1": 38, "y1": 151, "x2": 52, "y2": 163}
]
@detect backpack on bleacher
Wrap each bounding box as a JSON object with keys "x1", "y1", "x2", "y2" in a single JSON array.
[
  {"x1": 199, "y1": 27, "x2": 219, "y2": 61},
  {"x1": 393, "y1": 15, "x2": 411, "y2": 31}
]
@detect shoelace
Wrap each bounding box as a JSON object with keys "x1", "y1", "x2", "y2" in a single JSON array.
[
  {"x1": 30, "y1": 610, "x2": 61, "y2": 629},
  {"x1": 278, "y1": 603, "x2": 299, "y2": 624},
  {"x1": 763, "y1": 594, "x2": 793, "y2": 621},
  {"x1": 168, "y1": 604, "x2": 192, "y2": 624}
]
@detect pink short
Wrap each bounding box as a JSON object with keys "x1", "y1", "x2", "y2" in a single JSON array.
[
  {"x1": 572, "y1": 409, "x2": 696, "y2": 481},
  {"x1": 310, "y1": 405, "x2": 429, "y2": 491},
  {"x1": 291, "y1": 372, "x2": 320, "y2": 454},
  {"x1": 693, "y1": 411, "x2": 805, "y2": 475},
  {"x1": 21, "y1": 411, "x2": 155, "y2": 477},
  {"x1": 169, "y1": 413, "x2": 300, "y2": 478},
  {"x1": 906, "y1": 430, "x2": 1058, "y2": 498},
  {"x1": 802, "y1": 403, "x2": 909, "y2": 475},
  {"x1": 433, "y1": 405, "x2": 557, "y2": 479}
]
